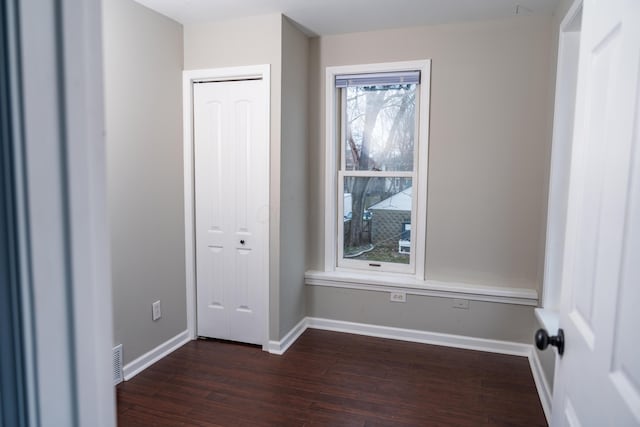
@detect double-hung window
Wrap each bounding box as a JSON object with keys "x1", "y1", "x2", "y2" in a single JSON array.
[{"x1": 326, "y1": 61, "x2": 431, "y2": 278}]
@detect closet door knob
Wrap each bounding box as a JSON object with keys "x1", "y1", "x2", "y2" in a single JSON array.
[{"x1": 535, "y1": 328, "x2": 565, "y2": 356}]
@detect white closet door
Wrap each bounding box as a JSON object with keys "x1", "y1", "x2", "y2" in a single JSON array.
[{"x1": 193, "y1": 79, "x2": 268, "y2": 346}]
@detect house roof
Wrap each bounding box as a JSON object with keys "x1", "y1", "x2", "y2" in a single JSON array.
[{"x1": 368, "y1": 187, "x2": 412, "y2": 212}]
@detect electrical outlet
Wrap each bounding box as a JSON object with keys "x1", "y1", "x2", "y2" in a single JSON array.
[
  {"x1": 452, "y1": 299, "x2": 469, "y2": 309},
  {"x1": 390, "y1": 291, "x2": 406, "y2": 303},
  {"x1": 152, "y1": 300, "x2": 161, "y2": 320}
]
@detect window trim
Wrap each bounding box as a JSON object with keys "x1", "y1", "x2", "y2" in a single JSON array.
[{"x1": 324, "y1": 60, "x2": 431, "y2": 279}]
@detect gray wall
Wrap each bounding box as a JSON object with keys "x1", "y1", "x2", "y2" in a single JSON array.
[
  {"x1": 184, "y1": 14, "x2": 311, "y2": 340},
  {"x1": 308, "y1": 16, "x2": 554, "y2": 290},
  {"x1": 184, "y1": 14, "x2": 282, "y2": 339},
  {"x1": 104, "y1": 5, "x2": 564, "y2": 356},
  {"x1": 279, "y1": 17, "x2": 309, "y2": 337},
  {"x1": 308, "y1": 287, "x2": 535, "y2": 343},
  {"x1": 305, "y1": 16, "x2": 555, "y2": 342},
  {"x1": 103, "y1": 0, "x2": 185, "y2": 364}
]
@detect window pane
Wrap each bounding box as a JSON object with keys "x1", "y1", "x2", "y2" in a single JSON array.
[
  {"x1": 344, "y1": 84, "x2": 416, "y2": 172},
  {"x1": 343, "y1": 177, "x2": 412, "y2": 264}
]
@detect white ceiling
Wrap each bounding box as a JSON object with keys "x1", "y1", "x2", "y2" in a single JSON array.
[{"x1": 134, "y1": 0, "x2": 560, "y2": 36}]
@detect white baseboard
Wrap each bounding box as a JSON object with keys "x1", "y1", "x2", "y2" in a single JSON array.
[
  {"x1": 271, "y1": 316, "x2": 530, "y2": 357},
  {"x1": 123, "y1": 330, "x2": 191, "y2": 381},
  {"x1": 267, "y1": 317, "x2": 308, "y2": 355},
  {"x1": 306, "y1": 317, "x2": 532, "y2": 357},
  {"x1": 529, "y1": 347, "x2": 552, "y2": 423}
]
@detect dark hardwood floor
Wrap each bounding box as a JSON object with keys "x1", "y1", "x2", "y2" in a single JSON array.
[{"x1": 117, "y1": 329, "x2": 546, "y2": 426}]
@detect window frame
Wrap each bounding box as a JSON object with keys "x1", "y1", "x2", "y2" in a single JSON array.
[
  {"x1": 337, "y1": 86, "x2": 420, "y2": 274},
  {"x1": 324, "y1": 60, "x2": 431, "y2": 279}
]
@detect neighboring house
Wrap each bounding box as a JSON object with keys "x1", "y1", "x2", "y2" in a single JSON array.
[{"x1": 368, "y1": 187, "x2": 412, "y2": 251}]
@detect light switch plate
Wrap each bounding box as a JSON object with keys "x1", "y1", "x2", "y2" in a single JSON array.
[{"x1": 152, "y1": 300, "x2": 161, "y2": 320}]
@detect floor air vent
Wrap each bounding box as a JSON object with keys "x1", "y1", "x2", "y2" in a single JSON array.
[{"x1": 113, "y1": 344, "x2": 123, "y2": 385}]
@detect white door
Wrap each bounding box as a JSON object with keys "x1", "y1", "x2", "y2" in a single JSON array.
[
  {"x1": 193, "y1": 78, "x2": 269, "y2": 346},
  {"x1": 551, "y1": 0, "x2": 640, "y2": 425}
]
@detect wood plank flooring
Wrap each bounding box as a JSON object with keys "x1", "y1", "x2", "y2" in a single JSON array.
[{"x1": 117, "y1": 329, "x2": 546, "y2": 426}]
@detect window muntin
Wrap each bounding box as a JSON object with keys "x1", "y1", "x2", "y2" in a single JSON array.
[{"x1": 337, "y1": 77, "x2": 420, "y2": 273}]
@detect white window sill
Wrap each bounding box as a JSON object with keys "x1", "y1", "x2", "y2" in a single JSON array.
[{"x1": 305, "y1": 270, "x2": 539, "y2": 306}]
